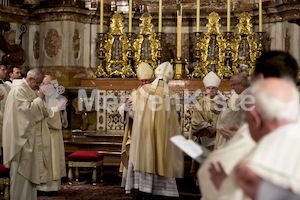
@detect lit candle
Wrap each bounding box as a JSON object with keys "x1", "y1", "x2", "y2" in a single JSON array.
[
  {"x1": 259, "y1": 0, "x2": 262, "y2": 32},
  {"x1": 100, "y1": 0, "x2": 104, "y2": 33},
  {"x1": 128, "y1": 0, "x2": 132, "y2": 32},
  {"x1": 196, "y1": 0, "x2": 200, "y2": 32},
  {"x1": 227, "y1": 0, "x2": 230, "y2": 32},
  {"x1": 177, "y1": 4, "x2": 182, "y2": 58},
  {"x1": 158, "y1": 0, "x2": 162, "y2": 32}
]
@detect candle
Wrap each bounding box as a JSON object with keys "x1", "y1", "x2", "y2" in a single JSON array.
[
  {"x1": 100, "y1": 0, "x2": 104, "y2": 33},
  {"x1": 227, "y1": 0, "x2": 230, "y2": 32},
  {"x1": 259, "y1": 0, "x2": 262, "y2": 32},
  {"x1": 196, "y1": 0, "x2": 200, "y2": 32},
  {"x1": 177, "y1": 4, "x2": 182, "y2": 58},
  {"x1": 128, "y1": 0, "x2": 132, "y2": 32},
  {"x1": 158, "y1": 0, "x2": 162, "y2": 32}
]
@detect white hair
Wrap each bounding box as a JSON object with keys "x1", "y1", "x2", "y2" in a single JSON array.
[
  {"x1": 27, "y1": 68, "x2": 44, "y2": 80},
  {"x1": 249, "y1": 80, "x2": 300, "y2": 122}
]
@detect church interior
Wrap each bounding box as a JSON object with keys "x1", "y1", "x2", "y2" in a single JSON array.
[{"x1": 0, "y1": 0, "x2": 300, "y2": 198}]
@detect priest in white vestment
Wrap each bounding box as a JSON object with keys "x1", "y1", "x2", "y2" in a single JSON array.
[
  {"x1": 0, "y1": 62, "x2": 10, "y2": 162},
  {"x1": 118, "y1": 62, "x2": 154, "y2": 187},
  {"x1": 125, "y1": 62, "x2": 184, "y2": 198},
  {"x1": 36, "y1": 75, "x2": 68, "y2": 194},
  {"x1": 214, "y1": 73, "x2": 250, "y2": 150},
  {"x1": 233, "y1": 78, "x2": 300, "y2": 200},
  {"x1": 198, "y1": 51, "x2": 299, "y2": 200},
  {"x1": 2, "y1": 68, "x2": 52, "y2": 200}
]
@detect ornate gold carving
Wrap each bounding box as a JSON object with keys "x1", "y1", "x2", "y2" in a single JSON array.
[
  {"x1": 133, "y1": 12, "x2": 160, "y2": 69},
  {"x1": 0, "y1": 21, "x2": 25, "y2": 65},
  {"x1": 104, "y1": 12, "x2": 134, "y2": 77},
  {"x1": 191, "y1": 32, "x2": 205, "y2": 78},
  {"x1": 199, "y1": 12, "x2": 226, "y2": 78},
  {"x1": 45, "y1": 29, "x2": 61, "y2": 58},
  {"x1": 232, "y1": 12, "x2": 258, "y2": 76}
]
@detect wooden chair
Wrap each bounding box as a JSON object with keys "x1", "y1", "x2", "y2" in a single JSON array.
[{"x1": 67, "y1": 151, "x2": 104, "y2": 185}]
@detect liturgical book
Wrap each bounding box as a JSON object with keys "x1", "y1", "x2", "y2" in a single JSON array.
[{"x1": 170, "y1": 135, "x2": 211, "y2": 164}]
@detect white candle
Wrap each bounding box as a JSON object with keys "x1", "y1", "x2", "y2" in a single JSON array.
[
  {"x1": 128, "y1": 0, "x2": 132, "y2": 32},
  {"x1": 100, "y1": 0, "x2": 104, "y2": 33},
  {"x1": 196, "y1": 0, "x2": 200, "y2": 32},
  {"x1": 158, "y1": 0, "x2": 162, "y2": 32},
  {"x1": 227, "y1": 0, "x2": 230, "y2": 32},
  {"x1": 259, "y1": 0, "x2": 262, "y2": 32},
  {"x1": 177, "y1": 4, "x2": 182, "y2": 58}
]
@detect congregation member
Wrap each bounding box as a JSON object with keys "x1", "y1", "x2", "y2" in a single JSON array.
[
  {"x1": 0, "y1": 61, "x2": 10, "y2": 163},
  {"x1": 2, "y1": 68, "x2": 52, "y2": 200},
  {"x1": 197, "y1": 50, "x2": 299, "y2": 200},
  {"x1": 214, "y1": 73, "x2": 250, "y2": 150},
  {"x1": 125, "y1": 61, "x2": 184, "y2": 199},
  {"x1": 37, "y1": 75, "x2": 68, "y2": 196},
  {"x1": 118, "y1": 62, "x2": 154, "y2": 187},
  {"x1": 233, "y1": 78, "x2": 300, "y2": 200}
]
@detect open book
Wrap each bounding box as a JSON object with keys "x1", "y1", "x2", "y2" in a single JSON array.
[{"x1": 170, "y1": 135, "x2": 211, "y2": 164}]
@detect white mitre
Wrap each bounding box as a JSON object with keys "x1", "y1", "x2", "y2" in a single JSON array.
[
  {"x1": 150, "y1": 61, "x2": 174, "y2": 94},
  {"x1": 136, "y1": 62, "x2": 154, "y2": 80},
  {"x1": 203, "y1": 71, "x2": 221, "y2": 88}
]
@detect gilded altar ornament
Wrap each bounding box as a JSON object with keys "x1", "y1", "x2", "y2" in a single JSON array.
[
  {"x1": 222, "y1": 32, "x2": 233, "y2": 78},
  {"x1": 191, "y1": 32, "x2": 205, "y2": 78},
  {"x1": 103, "y1": 12, "x2": 135, "y2": 78},
  {"x1": 95, "y1": 33, "x2": 108, "y2": 78},
  {"x1": 133, "y1": 12, "x2": 160, "y2": 69},
  {"x1": 199, "y1": 12, "x2": 226, "y2": 78},
  {"x1": 232, "y1": 12, "x2": 258, "y2": 76}
]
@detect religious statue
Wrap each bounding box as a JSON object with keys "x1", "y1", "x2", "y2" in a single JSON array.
[{"x1": 0, "y1": 21, "x2": 26, "y2": 66}]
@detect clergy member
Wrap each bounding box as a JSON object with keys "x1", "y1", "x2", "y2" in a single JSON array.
[
  {"x1": 235, "y1": 78, "x2": 300, "y2": 200},
  {"x1": 2, "y1": 68, "x2": 51, "y2": 200},
  {"x1": 190, "y1": 71, "x2": 223, "y2": 176},
  {"x1": 199, "y1": 51, "x2": 299, "y2": 200},
  {"x1": 191, "y1": 71, "x2": 222, "y2": 150},
  {"x1": 125, "y1": 61, "x2": 184, "y2": 199},
  {"x1": 118, "y1": 62, "x2": 154, "y2": 187},
  {"x1": 0, "y1": 62, "x2": 10, "y2": 163},
  {"x1": 214, "y1": 73, "x2": 249, "y2": 150},
  {"x1": 37, "y1": 75, "x2": 68, "y2": 195}
]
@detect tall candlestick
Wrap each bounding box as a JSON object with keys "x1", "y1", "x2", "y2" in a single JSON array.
[
  {"x1": 196, "y1": 0, "x2": 200, "y2": 32},
  {"x1": 158, "y1": 0, "x2": 162, "y2": 32},
  {"x1": 128, "y1": 0, "x2": 132, "y2": 32},
  {"x1": 259, "y1": 0, "x2": 262, "y2": 32},
  {"x1": 227, "y1": 0, "x2": 230, "y2": 32},
  {"x1": 100, "y1": 0, "x2": 104, "y2": 33},
  {"x1": 177, "y1": 3, "x2": 182, "y2": 58}
]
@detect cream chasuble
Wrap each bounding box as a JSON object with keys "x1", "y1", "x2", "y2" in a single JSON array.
[
  {"x1": 2, "y1": 81, "x2": 51, "y2": 184},
  {"x1": 129, "y1": 80, "x2": 184, "y2": 178}
]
